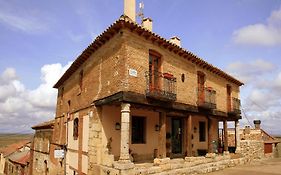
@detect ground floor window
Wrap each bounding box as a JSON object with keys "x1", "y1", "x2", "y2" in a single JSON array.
[{"x1": 132, "y1": 116, "x2": 146, "y2": 144}]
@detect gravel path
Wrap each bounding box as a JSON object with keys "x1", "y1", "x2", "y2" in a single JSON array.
[{"x1": 203, "y1": 158, "x2": 281, "y2": 175}]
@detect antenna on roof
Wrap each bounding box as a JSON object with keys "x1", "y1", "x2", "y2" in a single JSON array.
[{"x1": 137, "y1": 1, "x2": 145, "y2": 22}]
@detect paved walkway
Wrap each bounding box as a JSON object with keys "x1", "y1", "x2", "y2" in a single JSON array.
[{"x1": 204, "y1": 158, "x2": 281, "y2": 175}]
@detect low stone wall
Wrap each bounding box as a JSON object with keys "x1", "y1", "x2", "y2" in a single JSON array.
[
  {"x1": 277, "y1": 142, "x2": 281, "y2": 158},
  {"x1": 240, "y1": 140, "x2": 264, "y2": 160},
  {"x1": 133, "y1": 153, "x2": 247, "y2": 175}
]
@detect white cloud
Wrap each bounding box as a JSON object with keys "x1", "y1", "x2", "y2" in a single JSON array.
[
  {"x1": 0, "y1": 1, "x2": 50, "y2": 34},
  {"x1": 227, "y1": 59, "x2": 281, "y2": 135},
  {"x1": 233, "y1": 6, "x2": 281, "y2": 46},
  {"x1": 0, "y1": 62, "x2": 71, "y2": 133},
  {"x1": 226, "y1": 59, "x2": 275, "y2": 83}
]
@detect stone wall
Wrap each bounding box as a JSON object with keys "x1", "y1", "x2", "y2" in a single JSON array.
[
  {"x1": 276, "y1": 143, "x2": 281, "y2": 157},
  {"x1": 31, "y1": 129, "x2": 59, "y2": 175},
  {"x1": 96, "y1": 153, "x2": 248, "y2": 175},
  {"x1": 240, "y1": 140, "x2": 264, "y2": 160}
]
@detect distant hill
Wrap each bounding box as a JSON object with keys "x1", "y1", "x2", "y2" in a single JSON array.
[{"x1": 0, "y1": 133, "x2": 33, "y2": 148}]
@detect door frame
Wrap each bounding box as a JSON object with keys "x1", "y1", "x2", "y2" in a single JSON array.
[{"x1": 170, "y1": 117, "x2": 184, "y2": 157}]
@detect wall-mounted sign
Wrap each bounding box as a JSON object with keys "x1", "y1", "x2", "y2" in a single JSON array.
[
  {"x1": 129, "y1": 68, "x2": 138, "y2": 77},
  {"x1": 54, "y1": 149, "x2": 64, "y2": 159}
]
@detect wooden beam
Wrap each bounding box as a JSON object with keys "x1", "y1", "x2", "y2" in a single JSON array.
[
  {"x1": 223, "y1": 120, "x2": 228, "y2": 152},
  {"x1": 187, "y1": 115, "x2": 192, "y2": 156}
]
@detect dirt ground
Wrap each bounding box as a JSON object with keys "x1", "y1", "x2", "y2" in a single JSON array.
[
  {"x1": 204, "y1": 158, "x2": 281, "y2": 175},
  {"x1": 0, "y1": 133, "x2": 33, "y2": 148}
]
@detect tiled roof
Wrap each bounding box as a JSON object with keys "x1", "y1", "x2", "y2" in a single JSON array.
[
  {"x1": 0, "y1": 140, "x2": 30, "y2": 157},
  {"x1": 9, "y1": 150, "x2": 30, "y2": 165},
  {"x1": 53, "y1": 15, "x2": 244, "y2": 88},
  {"x1": 31, "y1": 119, "x2": 55, "y2": 130}
]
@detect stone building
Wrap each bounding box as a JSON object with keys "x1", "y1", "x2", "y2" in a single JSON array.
[
  {"x1": 227, "y1": 120, "x2": 280, "y2": 158},
  {"x1": 32, "y1": 0, "x2": 244, "y2": 174},
  {"x1": 0, "y1": 140, "x2": 31, "y2": 175},
  {"x1": 30, "y1": 120, "x2": 56, "y2": 175}
]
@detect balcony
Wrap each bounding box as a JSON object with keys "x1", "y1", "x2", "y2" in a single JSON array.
[
  {"x1": 197, "y1": 87, "x2": 216, "y2": 109},
  {"x1": 228, "y1": 97, "x2": 241, "y2": 115},
  {"x1": 145, "y1": 71, "x2": 177, "y2": 101}
]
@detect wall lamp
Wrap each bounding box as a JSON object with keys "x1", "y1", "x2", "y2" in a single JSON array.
[
  {"x1": 194, "y1": 126, "x2": 197, "y2": 133},
  {"x1": 155, "y1": 124, "x2": 160, "y2": 131},
  {"x1": 115, "y1": 122, "x2": 121, "y2": 130}
]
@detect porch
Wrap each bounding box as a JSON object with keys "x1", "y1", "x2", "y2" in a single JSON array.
[{"x1": 93, "y1": 91, "x2": 241, "y2": 174}]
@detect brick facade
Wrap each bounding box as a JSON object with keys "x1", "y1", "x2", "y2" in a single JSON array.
[{"x1": 34, "y1": 14, "x2": 243, "y2": 174}]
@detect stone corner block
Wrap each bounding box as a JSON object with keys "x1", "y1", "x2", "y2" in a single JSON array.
[
  {"x1": 153, "y1": 158, "x2": 170, "y2": 165},
  {"x1": 113, "y1": 161, "x2": 134, "y2": 170}
]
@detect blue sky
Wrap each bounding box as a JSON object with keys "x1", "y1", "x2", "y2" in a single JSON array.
[{"x1": 0, "y1": 0, "x2": 281, "y2": 135}]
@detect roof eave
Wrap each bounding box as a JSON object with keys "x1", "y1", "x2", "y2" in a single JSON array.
[{"x1": 53, "y1": 15, "x2": 244, "y2": 88}]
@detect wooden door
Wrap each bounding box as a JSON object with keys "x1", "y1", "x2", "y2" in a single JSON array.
[{"x1": 149, "y1": 54, "x2": 161, "y2": 90}]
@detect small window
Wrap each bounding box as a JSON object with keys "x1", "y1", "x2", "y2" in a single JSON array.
[
  {"x1": 61, "y1": 87, "x2": 64, "y2": 98},
  {"x1": 79, "y1": 70, "x2": 84, "y2": 90},
  {"x1": 73, "y1": 118, "x2": 79, "y2": 140},
  {"x1": 132, "y1": 116, "x2": 146, "y2": 144},
  {"x1": 199, "y1": 121, "x2": 206, "y2": 142}
]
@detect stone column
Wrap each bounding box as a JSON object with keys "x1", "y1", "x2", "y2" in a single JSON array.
[
  {"x1": 119, "y1": 103, "x2": 131, "y2": 162},
  {"x1": 187, "y1": 115, "x2": 192, "y2": 156},
  {"x1": 223, "y1": 120, "x2": 228, "y2": 152},
  {"x1": 158, "y1": 112, "x2": 166, "y2": 158},
  {"x1": 235, "y1": 120, "x2": 241, "y2": 153}
]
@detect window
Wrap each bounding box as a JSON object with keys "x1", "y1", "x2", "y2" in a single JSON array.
[
  {"x1": 73, "y1": 118, "x2": 79, "y2": 140},
  {"x1": 199, "y1": 121, "x2": 206, "y2": 142},
  {"x1": 197, "y1": 71, "x2": 205, "y2": 103},
  {"x1": 60, "y1": 87, "x2": 64, "y2": 105},
  {"x1": 131, "y1": 116, "x2": 146, "y2": 144},
  {"x1": 79, "y1": 70, "x2": 84, "y2": 90},
  {"x1": 61, "y1": 87, "x2": 64, "y2": 98},
  {"x1": 227, "y1": 85, "x2": 232, "y2": 111},
  {"x1": 149, "y1": 51, "x2": 161, "y2": 90}
]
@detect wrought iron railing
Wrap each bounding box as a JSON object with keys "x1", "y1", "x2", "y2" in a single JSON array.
[
  {"x1": 145, "y1": 71, "x2": 177, "y2": 101},
  {"x1": 229, "y1": 97, "x2": 241, "y2": 114},
  {"x1": 197, "y1": 87, "x2": 216, "y2": 109}
]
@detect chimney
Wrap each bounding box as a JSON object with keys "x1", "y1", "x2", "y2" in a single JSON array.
[
  {"x1": 170, "y1": 36, "x2": 181, "y2": 47},
  {"x1": 253, "y1": 120, "x2": 261, "y2": 130},
  {"x1": 124, "y1": 0, "x2": 136, "y2": 22},
  {"x1": 142, "y1": 18, "x2": 153, "y2": 31},
  {"x1": 244, "y1": 125, "x2": 250, "y2": 134}
]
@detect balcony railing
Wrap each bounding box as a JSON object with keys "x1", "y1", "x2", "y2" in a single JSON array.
[
  {"x1": 145, "y1": 71, "x2": 177, "y2": 101},
  {"x1": 228, "y1": 97, "x2": 241, "y2": 115},
  {"x1": 197, "y1": 87, "x2": 216, "y2": 109}
]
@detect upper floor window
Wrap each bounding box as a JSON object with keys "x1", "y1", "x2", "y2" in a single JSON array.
[
  {"x1": 197, "y1": 71, "x2": 205, "y2": 88},
  {"x1": 149, "y1": 51, "x2": 162, "y2": 90},
  {"x1": 60, "y1": 87, "x2": 64, "y2": 98},
  {"x1": 132, "y1": 116, "x2": 146, "y2": 144},
  {"x1": 73, "y1": 118, "x2": 79, "y2": 140},
  {"x1": 79, "y1": 70, "x2": 84, "y2": 91},
  {"x1": 227, "y1": 85, "x2": 232, "y2": 111}
]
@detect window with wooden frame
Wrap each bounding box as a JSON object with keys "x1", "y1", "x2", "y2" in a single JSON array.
[
  {"x1": 149, "y1": 51, "x2": 162, "y2": 90},
  {"x1": 60, "y1": 87, "x2": 64, "y2": 105},
  {"x1": 79, "y1": 70, "x2": 84, "y2": 93},
  {"x1": 131, "y1": 116, "x2": 146, "y2": 144},
  {"x1": 227, "y1": 85, "x2": 232, "y2": 112},
  {"x1": 73, "y1": 118, "x2": 79, "y2": 140},
  {"x1": 199, "y1": 121, "x2": 206, "y2": 142},
  {"x1": 197, "y1": 71, "x2": 205, "y2": 103}
]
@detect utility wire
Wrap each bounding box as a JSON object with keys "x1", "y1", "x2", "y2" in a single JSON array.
[{"x1": 241, "y1": 107, "x2": 253, "y2": 127}]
